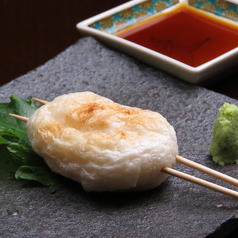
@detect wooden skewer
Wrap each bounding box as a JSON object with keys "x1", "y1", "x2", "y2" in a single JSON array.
[
  {"x1": 9, "y1": 97, "x2": 48, "y2": 121},
  {"x1": 32, "y1": 97, "x2": 48, "y2": 105},
  {"x1": 9, "y1": 112, "x2": 238, "y2": 198},
  {"x1": 9, "y1": 113, "x2": 28, "y2": 122},
  {"x1": 176, "y1": 155, "x2": 238, "y2": 186},
  {"x1": 161, "y1": 167, "x2": 238, "y2": 198}
]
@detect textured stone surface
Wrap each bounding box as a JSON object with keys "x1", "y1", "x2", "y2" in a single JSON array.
[{"x1": 1, "y1": 37, "x2": 238, "y2": 237}]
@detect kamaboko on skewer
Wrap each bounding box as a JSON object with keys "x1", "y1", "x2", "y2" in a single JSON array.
[{"x1": 26, "y1": 92, "x2": 178, "y2": 192}]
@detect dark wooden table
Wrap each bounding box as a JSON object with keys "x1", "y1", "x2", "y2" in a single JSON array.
[
  {"x1": 1, "y1": 0, "x2": 238, "y2": 99},
  {"x1": 0, "y1": 0, "x2": 128, "y2": 86}
]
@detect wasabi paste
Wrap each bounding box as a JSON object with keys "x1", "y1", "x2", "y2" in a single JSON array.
[{"x1": 209, "y1": 103, "x2": 238, "y2": 165}]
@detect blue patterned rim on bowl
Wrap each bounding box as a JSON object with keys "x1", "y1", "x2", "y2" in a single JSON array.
[
  {"x1": 188, "y1": 0, "x2": 238, "y2": 21},
  {"x1": 89, "y1": 0, "x2": 238, "y2": 34},
  {"x1": 89, "y1": 0, "x2": 180, "y2": 34}
]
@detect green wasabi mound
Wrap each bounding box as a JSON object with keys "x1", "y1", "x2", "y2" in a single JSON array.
[{"x1": 209, "y1": 103, "x2": 238, "y2": 165}]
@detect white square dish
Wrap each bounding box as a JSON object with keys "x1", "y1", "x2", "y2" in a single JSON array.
[{"x1": 77, "y1": 0, "x2": 238, "y2": 84}]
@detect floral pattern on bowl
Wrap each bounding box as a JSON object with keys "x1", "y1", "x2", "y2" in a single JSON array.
[
  {"x1": 89, "y1": 0, "x2": 180, "y2": 34},
  {"x1": 89, "y1": 0, "x2": 238, "y2": 34},
  {"x1": 189, "y1": 0, "x2": 238, "y2": 21}
]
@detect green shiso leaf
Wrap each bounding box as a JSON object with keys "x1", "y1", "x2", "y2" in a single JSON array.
[
  {"x1": 0, "y1": 93, "x2": 38, "y2": 140},
  {"x1": 15, "y1": 166, "x2": 65, "y2": 193},
  {"x1": 0, "y1": 93, "x2": 66, "y2": 192}
]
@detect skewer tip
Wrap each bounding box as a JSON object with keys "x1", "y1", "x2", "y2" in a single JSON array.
[
  {"x1": 32, "y1": 97, "x2": 48, "y2": 105},
  {"x1": 9, "y1": 113, "x2": 29, "y2": 122}
]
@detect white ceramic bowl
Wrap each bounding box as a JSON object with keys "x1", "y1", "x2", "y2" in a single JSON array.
[{"x1": 77, "y1": 0, "x2": 238, "y2": 84}]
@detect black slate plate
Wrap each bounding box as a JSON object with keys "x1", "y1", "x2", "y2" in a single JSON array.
[{"x1": 0, "y1": 37, "x2": 238, "y2": 238}]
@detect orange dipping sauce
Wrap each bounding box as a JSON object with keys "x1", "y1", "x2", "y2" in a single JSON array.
[{"x1": 116, "y1": 4, "x2": 238, "y2": 67}]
